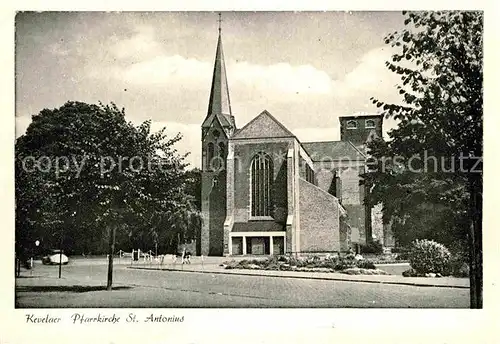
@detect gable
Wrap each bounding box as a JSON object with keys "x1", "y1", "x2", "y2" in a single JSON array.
[
  {"x1": 202, "y1": 115, "x2": 228, "y2": 141},
  {"x1": 232, "y1": 110, "x2": 295, "y2": 139},
  {"x1": 202, "y1": 113, "x2": 231, "y2": 129}
]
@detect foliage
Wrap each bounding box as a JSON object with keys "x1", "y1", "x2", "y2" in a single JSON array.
[
  {"x1": 395, "y1": 249, "x2": 410, "y2": 261},
  {"x1": 342, "y1": 268, "x2": 389, "y2": 276},
  {"x1": 184, "y1": 168, "x2": 201, "y2": 212},
  {"x1": 360, "y1": 241, "x2": 383, "y2": 254},
  {"x1": 355, "y1": 260, "x2": 376, "y2": 269},
  {"x1": 366, "y1": 257, "x2": 407, "y2": 264},
  {"x1": 15, "y1": 101, "x2": 198, "y2": 257},
  {"x1": 402, "y1": 268, "x2": 423, "y2": 277},
  {"x1": 444, "y1": 254, "x2": 470, "y2": 277},
  {"x1": 364, "y1": 11, "x2": 482, "y2": 255},
  {"x1": 408, "y1": 239, "x2": 451, "y2": 274},
  {"x1": 363, "y1": 11, "x2": 483, "y2": 305}
]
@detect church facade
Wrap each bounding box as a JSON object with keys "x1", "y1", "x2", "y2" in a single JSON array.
[{"x1": 200, "y1": 30, "x2": 392, "y2": 256}]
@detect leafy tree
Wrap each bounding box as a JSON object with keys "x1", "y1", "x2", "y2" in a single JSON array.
[
  {"x1": 365, "y1": 137, "x2": 469, "y2": 253},
  {"x1": 185, "y1": 168, "x2": 201, "y2": 212},
  {"x1": 15, "y1": 101, "x2": 198, "y2": 288},
  {"x1": 365, "y1": 11, "x2": 483, "y2": 307}
]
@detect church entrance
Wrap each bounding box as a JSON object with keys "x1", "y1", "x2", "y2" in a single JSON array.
[
  {"x1": 229, "y1": 233, "x2": 286, "y2": 255},
  {"x1": 231, "y1": 237, "x2": 243, "y2": 255},
  {"x1": 272, "y1": 236, "x2": 284, "y2": 255},
  {"x1": 247, "y1": 237, "x2": 268, "y2": 255}
]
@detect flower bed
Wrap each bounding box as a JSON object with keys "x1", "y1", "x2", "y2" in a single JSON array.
[
  {"x1": 222, "y1": 255, "x2": 387, "y2": 275},
  {"x1": 341, "y1": 268, "x2": 389, "y2": 275},
  {"x1": 360, "y1": 253, "x2": 409, "y2": 264}
]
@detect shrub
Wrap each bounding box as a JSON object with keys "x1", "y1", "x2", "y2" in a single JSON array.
[
  {"x1": 333, "y1": 261, "x2": 349, "y2": 270},
  {"x1": 360, "y1": 241, "x2": 383, "y2": 254},
  {"x1": 444, "y1": 254, "x2": 470, "y2": 277},
  {"x1": 344, "y1": 252, "x2": 355, "y2": 260},
  {"x1": 403, "y1": 268, "x2": 420, "y2": 277},
  {"x1": 277, "y1": 255, "x2": 289, "y2": 262},
  {"x1": 223, "y1": 260, "x2": 241, "y2": 269},
  {"x1": 392, "y1": 246, "x2": 410, "y2": 261},
  {"x1": 265, "y1": 263, "x2": 281, "y2": 270},
  {"x1": 356, "y1": 260, "x2": 376, "y2": 269},
  {"x1": 408, "y1": 239, "x2": 451, "y2": 274},
  {"x1": 395, "y1": 250, "x2": 409, "y2": 261}
]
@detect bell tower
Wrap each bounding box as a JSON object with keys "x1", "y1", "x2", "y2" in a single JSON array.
[
  {"x1": 200, "y1": 14, "x2": 235, "y2": 256},
  {"x1": 339, "y1": 112, "x2": 383, "y2": 148}
]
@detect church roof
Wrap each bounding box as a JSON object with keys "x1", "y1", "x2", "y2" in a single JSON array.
[
  {"x1": 202, "y1": 31, "x2": 233, "y2": 129},
  {"x1": 232, "y1": 110, "x2": 296, "y2": 139},
  {"x1": 302, "y1": 141, "x2": 366, "y2": 161}
]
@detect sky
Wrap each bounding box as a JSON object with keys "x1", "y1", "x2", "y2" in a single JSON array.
[{"x1": 15, "y1": 11, "x2": 405, "y2": 168}]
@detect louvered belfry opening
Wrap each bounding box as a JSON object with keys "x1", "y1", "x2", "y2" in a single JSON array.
[
  {"x1": 251, "y1": 152, "x2": 273, "y2": 217},
  {"x1": 207, "y1": 142, "x2": 215, "y2": 171}
]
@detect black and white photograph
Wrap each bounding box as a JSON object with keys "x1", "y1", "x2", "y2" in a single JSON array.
[{"x1": 12, "y1": 9, "x2": 484, "y2": 313}]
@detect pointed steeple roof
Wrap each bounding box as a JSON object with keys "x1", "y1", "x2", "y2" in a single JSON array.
[{"x1": 202, "y1": 24, "x2": 234, "y2": 130}]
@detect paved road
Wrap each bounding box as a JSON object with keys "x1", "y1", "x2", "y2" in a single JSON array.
[{"x1": 16, "y1": 261, "x2": 468, "y2": 308}]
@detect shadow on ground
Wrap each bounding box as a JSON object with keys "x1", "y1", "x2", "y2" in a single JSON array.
[{"x1": 16, "y1": 285, "x2": 133, "y2": 293}]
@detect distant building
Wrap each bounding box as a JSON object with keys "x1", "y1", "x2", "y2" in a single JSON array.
[{"x1": 200, "y1": 28, "x2": 393, "y2": 256}]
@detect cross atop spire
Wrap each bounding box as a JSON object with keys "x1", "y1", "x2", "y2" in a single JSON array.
[{"x1": 202, "y1": 12, "x2": 235, "y2": 134}]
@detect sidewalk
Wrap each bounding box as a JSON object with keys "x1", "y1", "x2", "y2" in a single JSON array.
[{"x1": 128, "y1": 261, "x2": 470, "y2": 289}]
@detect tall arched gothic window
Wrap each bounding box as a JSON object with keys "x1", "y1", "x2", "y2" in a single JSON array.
[{"x1": 250, "y1": 153, "x2": 273, "y2": 217}]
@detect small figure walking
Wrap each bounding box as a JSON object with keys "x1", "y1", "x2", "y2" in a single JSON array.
[{"x1": 181, "y1": 248, "x2": 191, "y2": 264}]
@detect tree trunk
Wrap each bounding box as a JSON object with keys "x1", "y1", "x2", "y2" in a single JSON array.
[
  {"x1": 58, "y1": 228, "x2": 64, "y2": 278},
  {"x1": 469, "y1": 174, "x2": 482, "y2": 308},
  {"x1": 107, "y1": 225, "x2": 116, "y2": 291}
]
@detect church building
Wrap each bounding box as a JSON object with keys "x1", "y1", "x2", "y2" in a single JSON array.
[{"x1": 200, "y1": 26, "x2": 391, "y2": 256}]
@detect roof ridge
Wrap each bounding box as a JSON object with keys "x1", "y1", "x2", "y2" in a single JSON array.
[
  {"x1": 303, "y1": 140, "x2": 367, "y2": 161},
  {"x1": 302, "y1": 140, "x2": 343, "y2": 144},
  {"x1": 346, "y1": 140, "x2": 367, "y2": 158}
]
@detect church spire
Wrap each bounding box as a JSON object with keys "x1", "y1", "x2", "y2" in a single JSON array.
[{"x1": 203, "y1": 13, "x2": 234, "y2": 132}]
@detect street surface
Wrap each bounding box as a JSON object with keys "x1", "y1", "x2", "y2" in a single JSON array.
[{"x1": 15, "y1": 258, "x2": 469, "y2": 308}]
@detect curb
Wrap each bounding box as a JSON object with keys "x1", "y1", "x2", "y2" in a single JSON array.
[{"x1": 127, "y1": 267, "x2": 469, "y2": 289}]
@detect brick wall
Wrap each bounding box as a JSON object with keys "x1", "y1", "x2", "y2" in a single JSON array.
[
  {"x1": 339, "y1": 166, "x2": 362, "y2": 205},
  {"x1": 336, "y1": 165, "x2": 368, "y2": 244},
  {"x1": 339, "y1": 115, "x2": 383, "y2": 145},
  {"x1": 315, "y1": 169, "x2": 335, "y2": 195},
  {"x1": 342, "y1": 204, "x2": 366, "y2": 244},
  {"x1": 298, "y1": 178, "x2": 340, "y2": 252},
  {"x1": 339, "y1": 219, "x2": 351, "y2": 252},
  {"x1": 201, "y1": 171, "x2": 226, "y2": 256}
]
